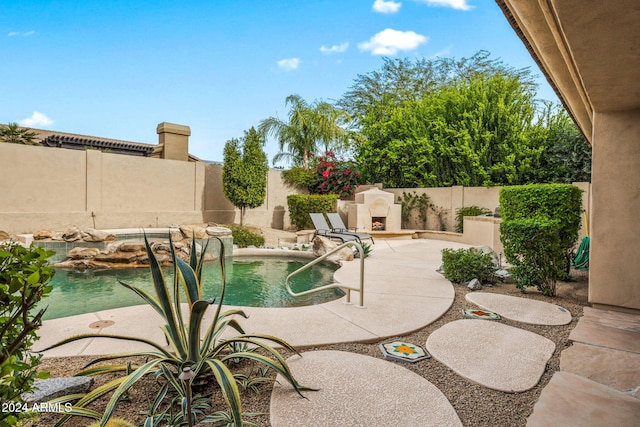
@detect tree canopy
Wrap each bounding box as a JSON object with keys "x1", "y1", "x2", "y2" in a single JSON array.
[
  {"x1": 339, "y1": 50, "x2": 536, "y2": 128},
  {"x1": 222, "y1": 127, "x2": 269, "y2": 225},
  {"x1": 259, "y1": 94, "x2": 351, "y2": 168},
  {"x1": 343, "y1": 51, "x2": 590, "y2": 187}
]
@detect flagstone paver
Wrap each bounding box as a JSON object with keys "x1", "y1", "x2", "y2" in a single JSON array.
[
  {"x1": 270, "y1": 350, "x2": 462, "y2": 427},
  {"x1": 465, "y1": 292, "x2": 572, "y2": 325},
  {"x1": 426, "y1": 319, "x2": 555, "y2": 392}
]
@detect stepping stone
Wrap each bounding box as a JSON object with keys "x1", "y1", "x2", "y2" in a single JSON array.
[
  {"x1": 527, "y1": 371, "x2": 640, "y2": 427},
  {"x1": 465, "y1": 292, "x2": 571, "y2": 325},
  {"x1": 270, "y1": 350, "x2": 462, "y2": 427},
  {"x1": 462, "y1": 308, "x2": 501, "y2": 320},
  {"x1": 379, "y1": 341, "x2": 431, "y2": 363},
  {"x1": 426, "y1": 319, "x2": 555, "y2": 392}
]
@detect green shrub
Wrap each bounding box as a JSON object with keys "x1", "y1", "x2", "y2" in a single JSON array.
[
  {"x1": 500, "y1": 218, "x2": 565, "y2": 296},
  {"x1": 441, "y1": 248, "x2": 497, "y2": 284},
  {"x1": 43, "y1": 236, "x2": 309, "y2": 425},
  {"x1": 455, "y1": 206, "x2": 492, "y2": 233},
  {"x1": 282, "y1": 167, "x2": 317, "y2": 188},
  {"x1": 226, "y1": 224, "x2": 265, "y2": 248},
  {"x1": 499, "y1": 183, "x2": 583, "y2": 255},
  {"x1": 287, "y1": 194, "x2": 339, "y2": 230},
  {"x1": 0, "y1": 242, "x2": 55, "y2": 426}
]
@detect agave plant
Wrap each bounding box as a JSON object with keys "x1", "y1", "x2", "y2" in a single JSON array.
[{"x1": 42, "y1": 235, "x2": 308, "y2": 426}]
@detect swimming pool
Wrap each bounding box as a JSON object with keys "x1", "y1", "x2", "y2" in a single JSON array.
[{"x1": 39, "y1": 256, "x2": 343, "y2": 320}]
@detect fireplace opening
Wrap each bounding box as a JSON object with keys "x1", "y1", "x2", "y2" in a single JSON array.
[{"x1": 372, "y1": 217, "x2": 386, "y2": 231}]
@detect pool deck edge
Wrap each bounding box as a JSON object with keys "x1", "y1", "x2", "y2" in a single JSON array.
[{"x1": 35, "y1": 239, "x2": 472, "y2": 358}]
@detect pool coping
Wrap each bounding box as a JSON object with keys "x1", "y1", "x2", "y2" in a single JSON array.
[{"x1": 35, "y1": 239, "x2": 472, "y2": 358}]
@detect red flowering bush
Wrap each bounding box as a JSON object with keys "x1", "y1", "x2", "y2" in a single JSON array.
[{"x1": 311, "y1": 151, "x2": 361, "y2": 200}]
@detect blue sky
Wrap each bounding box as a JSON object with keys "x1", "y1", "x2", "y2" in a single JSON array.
[{"x1": 1, "y1": 0, "x2": 559, "y2": 165}]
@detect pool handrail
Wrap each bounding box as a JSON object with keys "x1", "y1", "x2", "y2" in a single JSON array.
[{"x1": 285, "y1": 241, "x2": 365, "y2": 308}]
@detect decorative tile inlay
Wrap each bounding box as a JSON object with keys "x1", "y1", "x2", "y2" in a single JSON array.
[
  {"x1": 380, "y1": 341, "x2": 431, "y2": 363},
  {"x1": 462, "y1": 308, "x2": 501, "y2": 320}
]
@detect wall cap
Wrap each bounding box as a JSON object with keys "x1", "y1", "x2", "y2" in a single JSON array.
[{"x1": 156, "y1": 122, "x2": 191, "y2": 136}]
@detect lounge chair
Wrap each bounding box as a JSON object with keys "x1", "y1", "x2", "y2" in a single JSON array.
[
  {"x1": 310, "y1": 213, "x2": 359, "y2": 243},
  {"x1": 326, "y1": 213, "x2": 375, "y2": 244}
]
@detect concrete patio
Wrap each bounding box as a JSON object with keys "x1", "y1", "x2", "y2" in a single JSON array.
[{"x1": 34, "y1": 239, "x2": 640, "y2": 426}]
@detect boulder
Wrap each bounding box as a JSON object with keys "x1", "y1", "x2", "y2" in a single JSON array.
[
  {"x1": 105, "y1": 241, "x2": 123, "y2": 253},
  {"x1": 33, "y1": 229, "x2": 54, "y2": 240},
  {"x1": 494, "y1": 269, "x2": 513, "y2": 283},
  {"x1": 81, "y1": 228, "x2": 115, "y2": 242},
  {"x1": 475, "y1": 245, "x2": 500, "y2": 269},
  {"x1": 94, "y1": 252, "x2": 139, "y2": 263},
  {"x1": 466, "y1": 278, "x2": 483, "y2": 290},
  {"x1": 67, "y1": 247, "x2": 101, "y2": 260},
  {"x1": 54, "y1": 259, "x2": 113, "y2": 269},
  {"x1": 0, "y1": 230, "x2": 11, "y2": 241},
  {"x1": 312, "y1": 236, "x2": 354, "y2": 264},
  {"x1": 206, "y1": 226, "x2": 232, "y2": 237},
  {"x1": 180, "y1": 225, "x2": 207, "y2": 239},
  {"x1": 170, "y1": 229, "x2": 184, "y2": 242},
  {"x1": 119, "y1": 243, "x2": 145, "y2": 252},
  {"x1": 62, "y1": 227, "x2": 82, "y2": 242},
  {"x1": 151, "y1": 242, "x2": 172, "y2": 253},
  {"x1": 22, "y1": 377, "x2": 94, "y2": 404}
]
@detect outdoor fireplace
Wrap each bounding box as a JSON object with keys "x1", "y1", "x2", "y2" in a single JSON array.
[
  {"x1": 372, "y1": 217, "x2": 386, "y2": 231},
  {"x1": 347, "y1": 188, "x2": 401, "y2": 232}
]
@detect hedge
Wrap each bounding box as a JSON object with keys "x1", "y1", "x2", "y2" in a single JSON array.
[
  {"x1": 500, "y1": 218, "x2": 565, "y2": 296},
  {"x1": 499, "y1": 183, "x2": 583, "y2": 251},
  {"x1": 499, "y1": 183, "x2": 583, "y2": 296},
  {"x1": 287, "y1": 194, "x2": 339, "y2": 230}
]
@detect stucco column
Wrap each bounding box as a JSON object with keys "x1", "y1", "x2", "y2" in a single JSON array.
[
  {"x1": 157, "y1": 122, "x2": 191, "y2": 161},
  {"x1": 589, "y1": 109, "x2": 640, "y2": 312}
]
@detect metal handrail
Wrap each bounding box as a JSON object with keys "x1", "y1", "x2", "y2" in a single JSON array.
[{"x1": 285, "y1": 241, "x2": 366, "y2": 308}]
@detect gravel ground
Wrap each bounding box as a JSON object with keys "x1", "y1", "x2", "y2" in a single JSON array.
[{"x1": 29, "y1": 231, "x2": 589, "y2": 427}]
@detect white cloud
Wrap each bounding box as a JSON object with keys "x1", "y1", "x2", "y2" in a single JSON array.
[
  {"x1": 277, "y1": 57, "x2": 301, "y2": 71},
  {"x1": 320, "y1": 42, "x2": 349, "y2": 54},
  {"x1": 413, "y1": 0, "x2": 474, "y2": 11},
  {"x1": 18, "y1": 111, "x2": 53, "y2": 127},
  {"x1": 358, "y1": 28, "x2": 428, "y2": 55},
  {"x1": 373, "y1": 0, "x2": 402, "y2": 14},
  {"x1": 8, "y1": 30, "x2": 35, "y2": 37}
]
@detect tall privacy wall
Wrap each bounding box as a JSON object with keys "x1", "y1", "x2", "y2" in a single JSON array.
[
  {"x1": 0, "y1": 143, "x2": 297, "y2": 235},
  {"x1": 0, "y1": 143, "x2": 206, "y2": 234},
  {"x1": 0, "y1": 141, "x2": 589, "y2": 238},
  {"x1": 203, "y1": 164, "x2": 297, "y2": 230}
]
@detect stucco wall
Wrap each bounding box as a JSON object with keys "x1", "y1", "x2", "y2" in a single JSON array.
[
  {"x1": 0, "y1": 143, "x2": 205, "y2": 233},
  {"x1": 203, "y1": 165, "x2": 297, "y2": 230},
  {"x1": 374, "y1": 185, "x2": 589, "y2": 236},
  {"x1": 589, "y1": 109, "x2": 640, "y2": 311}
]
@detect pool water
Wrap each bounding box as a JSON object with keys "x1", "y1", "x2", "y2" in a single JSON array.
[{"x1": 39, "y1": 257, "x2": 343, "y2": 320}]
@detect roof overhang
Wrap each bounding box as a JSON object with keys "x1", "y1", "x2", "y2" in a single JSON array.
[{"x1": 495, "y1": 0, "x2": 640, "y2": 145}]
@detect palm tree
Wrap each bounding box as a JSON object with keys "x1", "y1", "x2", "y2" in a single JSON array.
[
  {"x1": 259, "y1": 94, "x2": 351, "y2": 169},
  {"x1": 0, "y1": 122, "x2": 39, "y2": 145}
]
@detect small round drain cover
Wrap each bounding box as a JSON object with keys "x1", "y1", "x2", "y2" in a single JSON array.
[{"x1": 89, "y1": 320, "x2": 115, "y2": 329}]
